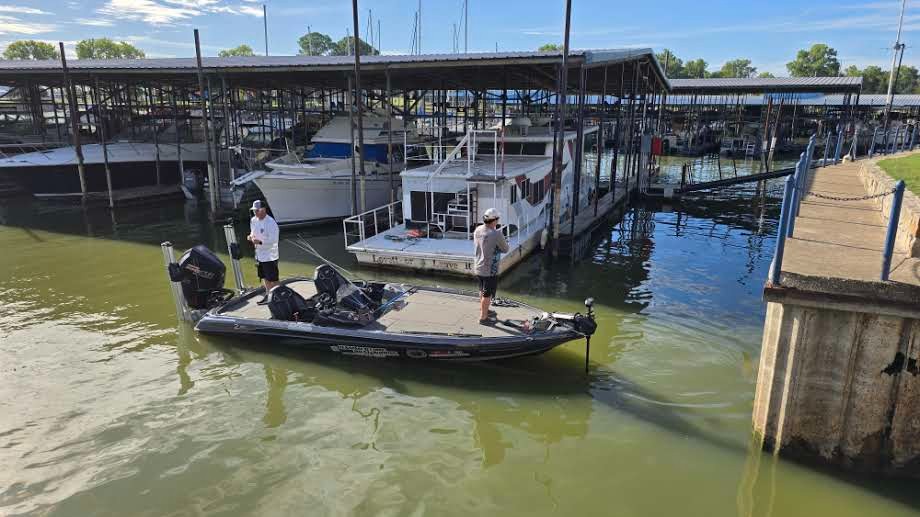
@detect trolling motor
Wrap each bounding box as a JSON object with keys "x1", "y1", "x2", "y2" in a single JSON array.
[
  {"x1": 546, "y1": 297, "x2": 597, "y2": 373},
  {"x1": 582, "y1": 298, "x2": 596, "y2": 373}
]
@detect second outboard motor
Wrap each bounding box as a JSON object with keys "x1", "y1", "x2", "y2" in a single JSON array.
[{"x1": 170, "y1": 245, "x2": 228, "y2": 309}]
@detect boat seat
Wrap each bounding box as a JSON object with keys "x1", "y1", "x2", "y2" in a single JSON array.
[{"x1": 314, "y1": 264, "x2": 375, "y2": 313}]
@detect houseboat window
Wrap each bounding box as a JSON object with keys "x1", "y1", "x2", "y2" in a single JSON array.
[
  {"x1": 409, "y1": 191, "x2": 453, "y2": 222},
  {"x1": 510, "y1": 183, "x2": 518, "y2": 204}
]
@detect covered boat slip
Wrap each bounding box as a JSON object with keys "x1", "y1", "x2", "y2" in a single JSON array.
[
  {"x1": 0, "y1": 48, "x2": 667, "y2": 210},
  {"x1": 218, "y1": 280, "x2": 545, "y2": 339}
]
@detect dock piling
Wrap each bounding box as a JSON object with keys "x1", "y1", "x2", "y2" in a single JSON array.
[
  {"x1": 59, "y1": 42, "x2": 88, "y2": 203},
  {"x1": 880, "y1": 180, "x2": 906, "y2": 281}
]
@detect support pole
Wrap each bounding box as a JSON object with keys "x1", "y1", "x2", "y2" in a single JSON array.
[
  {"x1": 385, "y1": 69, "x2": 395, "y2": 202},
  {"x1": 834, "y1": 125, "x2": 844, "y2": 164},
  {"x1": 352, "y1": 0, "x2": 367, "y2": 213},
  {"x1": 549, "y1": 0, "x2": 572, "y2": 257},
  {"x1": 347, "y1": 76, "x2": 357, "y2": 215},
  {"x1": 95, "y1": 77, "x2": 114, "y2": 209},
  {"x1": 193, "y1": 29, "x2": 218, "y2": 213},
  {"x1": 223, "y1": 223, "x2": 246, "y2": 293},
  {"x1": 570, "y1": 65, "x2": 587, "y2": 236},
  {"x1": 595, "y1": 65, "x2": 607, "y2": 216},
  {"x1": 60, "y1": 42, "x2": 88, "y2": 202},
  {"x1": 881, "y1": 180, "x2": 906, "y2": 281}
]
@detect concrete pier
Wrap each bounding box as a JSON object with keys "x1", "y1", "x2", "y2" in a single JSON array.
[{"x1": 754, "y1": 154, "x2": 920, "y2": 477}]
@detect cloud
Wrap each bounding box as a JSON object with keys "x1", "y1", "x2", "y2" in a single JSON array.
[
  {"x1": 97, "y1": 0, "x2": 267, "y2": 25},
  {"x1": 0, "y1": 5, "x2": 51, "y2": 15},
  {"x1": 98, "y1": 0, "x2": 200, "y2": 24},
  {"x1": 0, "y1": 15, "x2": 56, "y2": 35},
  {"x1": 238, "y1": 4, "x2": 262, "y2": 17},
  {"x1": 74, "y1": 18, "x2": 116, "y2": 27}
]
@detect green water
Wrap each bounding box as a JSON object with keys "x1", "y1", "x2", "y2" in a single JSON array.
[{"x1": 1, "y1": 171, "x2": 918, "y2": 516}]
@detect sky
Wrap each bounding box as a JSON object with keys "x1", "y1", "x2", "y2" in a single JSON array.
[{"x1": 0, "y1": 0, "x2": 916, "y2": 75}]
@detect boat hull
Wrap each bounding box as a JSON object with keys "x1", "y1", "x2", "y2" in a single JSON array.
[
  {"x1": 254, "y1": 174, "x2": 399, "y2": 226},
  {"x1": 196, "y1": 315, "x2": 576, "y2": 361},
  {"x1": 2, "y1": 160, "x2": 208, "y2": 196}
]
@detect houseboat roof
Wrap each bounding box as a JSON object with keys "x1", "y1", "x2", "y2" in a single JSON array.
[{"x1": 402, "y1": 155, "x2": 552, "y2": 181}]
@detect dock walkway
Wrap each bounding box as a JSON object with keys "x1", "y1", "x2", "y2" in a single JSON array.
[{"x1": 779, "y1": 160, "x2": 920, "y2": 294}]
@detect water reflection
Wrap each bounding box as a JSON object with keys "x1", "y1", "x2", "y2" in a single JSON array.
[{"x1": 4, "y1": 176, "x2": 920, "y2": 515}]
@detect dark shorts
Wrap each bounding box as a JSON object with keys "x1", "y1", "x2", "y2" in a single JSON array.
[
  {"x1": 478, "y1": 275, "x2": 498, "y2": 298},
  {"x1": 257, "y1": 260, "x2": 279, "y2": 281}
]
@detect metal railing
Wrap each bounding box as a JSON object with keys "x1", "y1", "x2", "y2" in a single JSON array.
[
  {"x1": 770, "y1": 133, "x2": 909, "y2": 285},
  {"x1": 342, "y1": 200, "x2": 403, "y2": 249}
]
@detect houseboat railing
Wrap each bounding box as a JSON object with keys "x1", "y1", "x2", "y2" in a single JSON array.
[{"x1": 342, "y1": 200, "x2": 403, "y2": 249}]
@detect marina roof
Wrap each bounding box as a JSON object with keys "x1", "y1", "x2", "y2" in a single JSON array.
[
  {"x1": 663, "y1": 93, "x2": 920, "y2": 107},
  {"x1": 669, "y1": 77, "x2": 862, "y2": 94},
  {"x1": 0, "y1": 49, "x2": 669, "y2": 94}
]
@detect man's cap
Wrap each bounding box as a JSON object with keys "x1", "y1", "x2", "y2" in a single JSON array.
[
  {"x1": 483, "y1": 208, "x2": 501, "y2": 222},
  {"x1": 250, "y1": 200, "x2": 264, "y2": 212}
]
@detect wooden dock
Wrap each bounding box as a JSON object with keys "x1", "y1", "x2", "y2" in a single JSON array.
[{"x1": 81, "y1": 185, "x2": 186, "y2": 207}]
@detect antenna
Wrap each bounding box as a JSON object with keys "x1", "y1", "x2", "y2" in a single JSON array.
[
  {"x1": 884, "y1": 0, "x2": 908, "y2": 127},
  {"x1": 262, "y1": 4, "x2": 268, "y2": 56},
  {"x1": 306, "y1": 24, "x2": 312, "y2": 55},
  {"x1": 464, "y1": 0, "x2": 468, "y2": 53},
  {"x1": 378, "y1": 19, "x2": 381, "y2": 54},
  {"x1": 417, "y1": 0, "x2": 422, "y2": 54}
]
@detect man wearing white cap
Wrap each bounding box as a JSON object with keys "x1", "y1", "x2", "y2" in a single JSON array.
[
  {"x1": 473, "y1": 208, "x2": 509, "y2": 324},
  {"x1": 247, "y1": 200, "x2": 280, "y2": 304}
]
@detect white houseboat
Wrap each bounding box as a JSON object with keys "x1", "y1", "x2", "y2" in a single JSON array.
[{"x1": 342, "y1": 118, "x2": 597, "y2": 277}]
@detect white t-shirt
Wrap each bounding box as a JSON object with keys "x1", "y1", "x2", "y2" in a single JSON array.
[{"x1": 250, "y1": 214, "x2": 280, "y2": 262}]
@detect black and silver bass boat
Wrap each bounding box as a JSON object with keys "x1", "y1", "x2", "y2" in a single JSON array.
[{"x1": 166, "y1": 243, "x2": 597, "y2": 363}]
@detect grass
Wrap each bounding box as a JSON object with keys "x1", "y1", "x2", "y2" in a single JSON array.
[{"x1": 877, "y1": 154, "x2": 920, "y2": 196}]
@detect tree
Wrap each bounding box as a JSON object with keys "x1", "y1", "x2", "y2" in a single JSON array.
[
  {"x1": 842, "y1": 65, "x2": 918, "y2": 94},
  {"x1": 718, "y1": 58, "x2": 757, "y2": 78},
  {"x1": 684, "y1": 59, "x2": 709, "y2": 79},
  {"x1": 894, "y1": 66, "x2": 920, "y2": 94},
  {"x1": 3, "y1": 40, "x2": 59, "y2": 60},
  {"x1": 847, "y1": 65, "x2": 885, "y2": 93},
  {"x1": 219, "y1": 44, "x2": 255, "y2": 57},
  {"x1": 75, "y1": 38, "x2": 145, "y2": 59},
  {"x1": 298, "y1": 31, "x2": 334, "y2": 56},
  {"x1": 538, "y1": 43, "x2": 561, "y2": 52},
  {"x1": 331, "y1": 36, "x2": 378, "y2": 56},
  {"x1": 787, "y1": 44, "x2": 840, "y2": 77},
  {"x1": 656, "y1": 49, "x2": 684, "y2": 78},
  {"x1": 757, "y1": 71, "x2": 776, "y2": 78}
]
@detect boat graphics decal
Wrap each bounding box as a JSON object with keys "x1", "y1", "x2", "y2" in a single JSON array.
[{"x1": 330, "y1": 344, "x2": 399, "y2": 358}]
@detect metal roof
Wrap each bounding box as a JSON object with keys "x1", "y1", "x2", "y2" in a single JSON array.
[
  {"x1": 0, "y1": 49, "x2": 670, "y2": 94},
  {"x1": 669, "y1": 77, "x2": 862, "y2": 94},
  {"x1": 663, "y1": 93, "x2": 920, "y2": 107}
]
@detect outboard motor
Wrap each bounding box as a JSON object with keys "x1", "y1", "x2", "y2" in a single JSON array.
[{"x1": 169, "y1": 245, "x2": 229, "y2": 309}]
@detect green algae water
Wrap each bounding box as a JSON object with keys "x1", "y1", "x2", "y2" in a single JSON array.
[{"x1": 2, "y1": 162, "x2": 919, "y2": 516}]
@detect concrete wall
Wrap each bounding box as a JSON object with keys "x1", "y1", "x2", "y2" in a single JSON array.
[
  {"x1": 858, "y1": 154, "x2": 920, "y2": 258},
  {"x1": 754, "y1": 289, "x2": 920, "y2": 477}
]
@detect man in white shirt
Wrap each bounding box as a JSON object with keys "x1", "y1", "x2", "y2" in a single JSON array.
[{"x1": 247, "y1": 200, "x2": 280, "y2": 305}]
